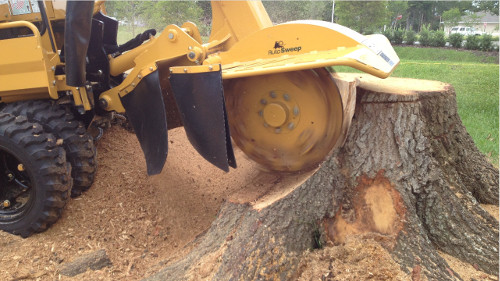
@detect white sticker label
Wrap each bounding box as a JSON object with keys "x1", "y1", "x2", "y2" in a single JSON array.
[{"x1": 9, "y1": 0, "x2": 32, "y2": 15}]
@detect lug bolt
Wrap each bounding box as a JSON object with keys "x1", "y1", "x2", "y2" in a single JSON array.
[
  {"x1": 288, "y1": 122, "x2": 295, "y2": 130},
  {"x1": 293, "y1": 106, "x2": 300, "y2": 116},
  {"x1": 17, "y1": 164, "x2": 25, "y2": 171},
  {"x1": 260, "y1": 99, "x2": 267, "y2": 105},
  {"x1": 270, "y1": 91, "x2": 277, "y2": 98},
  {"x1": 275, "y1": 128, "x2": 281, "y2": 134},
  {"x1": 283, "y1": 94, "x2": 290, "y2": 101},
  {"x1": 3, "y1": 200, "x2": 10, "y2": 208},
  {"x1": 258, "y1": 110, "x2": 263, "y2": 116}
]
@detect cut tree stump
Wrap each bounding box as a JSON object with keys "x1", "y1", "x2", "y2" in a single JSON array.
[{"x1": 145, "y1": 73, "x2": 498, "y2": 281}]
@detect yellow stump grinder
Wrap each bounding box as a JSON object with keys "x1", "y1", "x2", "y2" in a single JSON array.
[{"x1": 0, "y1": 0, "x2": 399, "y2": 237}]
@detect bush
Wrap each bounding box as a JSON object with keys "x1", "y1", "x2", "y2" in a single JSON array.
[
  {"x1": 430, "y1": 31, "x2": 446, "y2": 47},
  {"x1": 405, "y1": 30, "x2": 417, "y2": 45},
  {"x1": 419, "y1": 25, "x2": 431, "y2": 46},
  {"x1": 392, "y1": 28, "x2": 404, "y2": 45},
  {"x1": 449, "y1": 33, "x2": 464, "y2": 48},
  {"x1": 382, "y1": 29, "x2": 393, "y2": 43},
  {"x1": 465, "y1": 35, "x2": 480, "y2": 50},
  {"x1": 479, "y1": 34, "x2": 493, "y2": 51}
]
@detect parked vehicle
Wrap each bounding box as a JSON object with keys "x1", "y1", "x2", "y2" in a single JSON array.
[{"x1": 449, "y1": 26, "x2": 484, "y2": 36}]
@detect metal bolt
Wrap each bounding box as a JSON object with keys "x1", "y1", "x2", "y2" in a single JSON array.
[
  {"x1": 258, "y1": 110, "x2": 263, "y2": 116},
  {"x1": 183, "y1": 68, "x2": 188, "y2": 73},
  {"x1": 188, "y1": 52, "x2": 196, "y2": 59},
  {"x1": 168, "y1": 33, "x2": 174, "y2": 40},
  {"x1": 137, "y1": 75, "x2": 142, "y2": 79},
  {"x1": 270, "y1": 91, "x2": 277, "y2": 98},
  {"x1": 260, "y1": 99, "x2": 267, "y2": 105},
  {"x1": 188, "y1": 46, "x2": 193, "y2": 50},
  {"x1": 17, "y1": 164, "x2": 25, "y2": 171},
  {"x1": 263, "y1": 123, "x2": 269, "y2": 128},
  {"x1": 98, "y1": 70, "x2": 103, "y2": 76},
  {"x1": 52, "y1": 80, "x2": 56, "y2": 86},
  {"x1": 208, "y1": 65, "x2": 213, "y2": 71},
  {"x1": 288, "y1": 122, "x2": 295, "y2": 130},
  {"x1": 51, "y1": 66, "x2": 56, "y2": 71},
  {"x1": 131, "y1": 83, "x2": 136, "y2": 87},
  {"x1": 275, "y1": 128, "x2": 281, "y2": 134},
  {"x1": 7, "y1": 173, "x2": 14, "y2": 180},
  {"x1": 3, "y1": 200, "x2": 10, "y2": 208},
  {"x1": 283, "y1": 94, "x2": 290, "y2": 101},
  {"x1": 149, "y1": 67, "x2": 154, "y2": 71},
  {"x1": 293, "y1": 106, "x2": 299, "y2": 116}
]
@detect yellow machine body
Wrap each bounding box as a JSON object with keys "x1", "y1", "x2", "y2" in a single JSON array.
[{"x1": 0, "y1": 0, "x2": 400, "y2": 173}]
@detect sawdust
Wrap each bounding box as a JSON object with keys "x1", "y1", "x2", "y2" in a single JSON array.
[{"x1": 0, "y1": 125, "x2": 497, "y2": 280}]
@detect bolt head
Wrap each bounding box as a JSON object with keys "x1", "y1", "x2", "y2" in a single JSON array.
[
  {"x1": 168, "y1": 33, "x2": 174, "y2": 39},
  {"x1": 275, "y1": 128, "x2": 281, "y2": 134},
  {"x1": 283, "y1": 94, "x2": 290, "y2": 101},
  {"x1": 270, "y1": 91, "x2": 277, "y2": 98},
  {"x1": 260, "y1": 99, "x2": 267, "y2": 105},
  {"x1": 17, "y1": 164, "x2": 25, "y2": 171},
  {"x1": 288, "y1": 122, "x2": 295, "y2": 130},
  {"x1": 293, "y1": 106, "x2": 300, "y2": 116},
  {"x1": 3, "y1": 200, "x2": 10, "y2": 208}
]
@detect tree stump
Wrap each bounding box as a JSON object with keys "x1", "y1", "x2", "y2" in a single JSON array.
[{"x1": 145, "y1": 74, "x2": 498, "y2": 281}]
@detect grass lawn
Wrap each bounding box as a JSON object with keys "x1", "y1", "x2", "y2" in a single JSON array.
[{"x1": 392, "y1": 46, "x2": 498, "y2": 166}]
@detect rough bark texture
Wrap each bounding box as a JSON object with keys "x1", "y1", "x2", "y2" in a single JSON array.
[{"x1": 145, "y1": 74, "x2": 498, "y2": 281}]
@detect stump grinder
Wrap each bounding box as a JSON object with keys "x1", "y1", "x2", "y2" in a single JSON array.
[{"x1": 0, "y1": 0, "x2": 399, "y2": 237}]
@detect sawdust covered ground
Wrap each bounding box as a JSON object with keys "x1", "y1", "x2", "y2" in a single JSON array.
[{"x1": 0, "y1": 126, "x2": 497, "y2": 280}]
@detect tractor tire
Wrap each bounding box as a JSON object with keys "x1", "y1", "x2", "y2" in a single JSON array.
[
  {"x1": 0, "y1": 113, "x2": 72, "y2": 237},
  {"x1": 1, "y1": 100, "x2": 97, "y2": 197}
]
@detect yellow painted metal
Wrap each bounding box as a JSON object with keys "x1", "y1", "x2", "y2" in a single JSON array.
[
  {"x1": 102, "y1": 24, "x2": 206, "y2": 112},
  {"x1": 209, "y1": 1, "x2": 272, "y2": 50},
  {"x1": 0, "y1": 20, "x2": 58, "y2": 101},
  {"x1": 204, "y1": 21, "x2": 399, "y2": 80},
  {"x1": 224, "y1": 68, "x2": 343, "y2": 171},
  {"x1": 170, "y1": 64, "x2": 220, "y2": 74}
]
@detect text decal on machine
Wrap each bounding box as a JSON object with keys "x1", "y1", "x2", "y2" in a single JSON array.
[{"x1": 268, "y1": 41, "x2": 302, "y2": 55}]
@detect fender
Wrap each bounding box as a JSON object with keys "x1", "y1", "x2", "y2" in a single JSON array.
[{"x1": 203, "y1": 20, "x2": 399, "y2": 80}]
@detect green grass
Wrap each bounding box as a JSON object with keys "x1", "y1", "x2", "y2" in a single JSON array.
[{"x1": 339, "y1": 46, "x2": 499, "y2": 165}]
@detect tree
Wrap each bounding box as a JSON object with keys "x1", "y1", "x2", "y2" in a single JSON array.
[
  {"x1": 140, "y1": 1, "x2": 204, "y2": 34},
  {"x1": 105, "y1": 1, "x2": 146, "y2": 37},
  {"x1": 473, "y1": 0, "x2": 499, "y2": 15},
  {"x1": 335, "y1": 1, "x2": 389, "y2": 34},
  {"x1": 145, "y1": 74, "x2": 499, "y2": 281},
  {"x1": 442, "y1": 8, "x2": 463, "y2": 27},
  {"x1": 262, "y1": 1, "x2": 331, "y2": 24}
]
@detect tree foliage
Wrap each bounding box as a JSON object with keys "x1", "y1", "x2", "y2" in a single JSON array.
[{"x1": 335, "y1": 1, "x2": 389, "y2": 34}]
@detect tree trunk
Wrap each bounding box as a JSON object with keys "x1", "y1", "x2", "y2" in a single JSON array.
[{"x1": 145, "y1": 74, "x2": 498, "y2": 281}]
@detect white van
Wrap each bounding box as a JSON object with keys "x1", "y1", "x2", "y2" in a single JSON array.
[{"x1": 449, "y1": 26, "x2": 484, "y2": 36}]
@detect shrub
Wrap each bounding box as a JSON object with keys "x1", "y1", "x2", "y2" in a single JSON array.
[
  {"x1": 382, "y1": 29, "x2": 393, "y2": 43},
  {"x1": 392, "y1": 28, "x2": 404, "y2": 45},
  {"x1": 448, "y1": 33, "x2": 464, "y2": 48},
  {"x1": 419, "y1": 25, "x2": 431, "y2": 46},
  {"x1": 479, "y1": 34, "x2": 493, "y2": 51},
  {"x1": 404, "y1": 30, "x2": 417, "y2": 45},
  {"x1": 465, "y1": 35, "x2": 480, "y2": 50},
  {"x1": 430, "y1": 31, "x2": 446, "y2": 47}
]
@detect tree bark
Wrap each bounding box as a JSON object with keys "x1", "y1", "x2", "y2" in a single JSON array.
[{"x1": 145, "y1": 74, "x2": 498, "y2": 281}]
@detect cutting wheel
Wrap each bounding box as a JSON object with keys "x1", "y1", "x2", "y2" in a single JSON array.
[{"x1": 224, "y1": 68, "x2": 344, "y2": 171}]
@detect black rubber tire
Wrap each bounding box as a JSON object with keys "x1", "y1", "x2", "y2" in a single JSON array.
[
  {"x1": 1, "y1": 100, "x2": 97, "y2": 197},
  {"x1": 0, "y1": 113, "x2": 72, "y2": 237}
]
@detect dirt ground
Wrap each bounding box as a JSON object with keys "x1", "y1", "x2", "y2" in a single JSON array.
[{"x1": 0, "y1": 125, "x2": 498, "y2": 281}]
